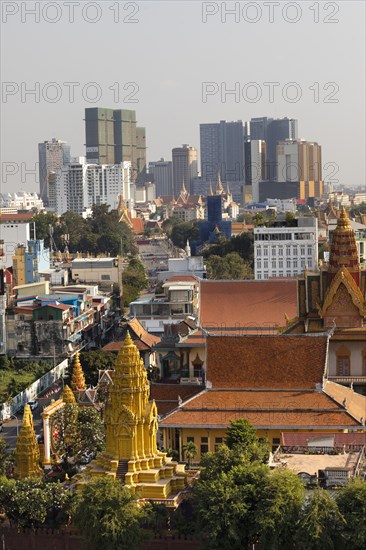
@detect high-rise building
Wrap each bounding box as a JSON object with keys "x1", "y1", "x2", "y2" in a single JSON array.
[
  {"x1": 85, "y1": 108, "x2": 146, "y2": 182},
  {"x1": 57, "y1": 158, "x2": 131, "y2": 215},
  {"x1": 200, "y1": 120, "x2": 244, "y2": 184},
  {"x1": 244, "y1": 139, "x2": 266, "y2": 203},
  {"x1": 148, "y1": 158, "x2": 173, "y2": 196},
  {"x1": 38, "y1": 138, "x2": 71, "y2": 207},
  {"x1": 276, "y1": 139, "x2": 323, "y2": 198},
  {"x1": 246, "y1": 117, "x2": 298, "y2": 180},
  {"x1": 172, "y1": 145, "x2": 198, "y2": 195}
]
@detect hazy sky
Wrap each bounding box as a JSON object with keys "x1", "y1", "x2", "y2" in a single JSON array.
[{"x1": 1, "y1": 0, "x2": 365, "y2": 193}]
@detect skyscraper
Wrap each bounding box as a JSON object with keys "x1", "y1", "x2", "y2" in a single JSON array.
[
  {"x1": 38, "y1": 138, "x2": 71, "y2": 207},
  {"x1": 244, "y1": 140, "x2": 266, "y2": 203},
  {"x1": 172, "y1": 145, "x2": 198, "y2": 195},
  {"x1": 276, "y1": 139, "x2": 323, "y2": 198},
  {"x1": 85, "y1": 108, "x2": 146, "y2": 182},
  {"x1": 200, "y1": 120, "x2": 244, "y2": 184},
  {"x1": 148, "y1": 158, "x2": 173, "y2": 196},
  {"x1": 246, "y1": 117, "x2": 298, "y2": 180}
]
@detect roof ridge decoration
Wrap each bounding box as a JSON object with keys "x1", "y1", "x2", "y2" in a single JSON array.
[{"x1": 319, "y1": 267, "x2": 366, "y2": 319}]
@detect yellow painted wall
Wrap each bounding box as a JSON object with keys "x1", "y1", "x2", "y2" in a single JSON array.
[{"x1": 162, "y1": 425, "x2": 350, "y2": 463}]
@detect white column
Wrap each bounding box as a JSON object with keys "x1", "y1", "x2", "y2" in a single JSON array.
[{"x1": 42, "y1": 414, "x2": 51, "y2": 468}]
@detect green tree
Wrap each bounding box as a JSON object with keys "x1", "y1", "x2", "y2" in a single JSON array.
[
  {"x1": 170, "y1": 220, "x2": 199, "y2": 249},
  {"x1": 336, "y1": 478, "x2": 366, "y2": 549},
  {"x1": 73, "y1": 478, "x2": 145, "y2": 550},
  {"x1": 206, "y1": 253, "x2": 253, "y2": 280},
  {"x1": 295, "y1": 488, "x2": 345, "y2": 549},
  {"x1": 258, "y1": 468, "x2": 304, "y2": 550},
  {"x1": 0, "y1": 477, "x2": 75, "y2": 529},
  {"x1": 0, "y1": 440, "x2": 15, "y2": 476},
  {"x1": 145, "y1": 501, "x2": 169, "y2": 535},
  {"x1": 79, "y1": 350, "x2": 116, "y2": 386},
  {"x1": 52, "y1": 404, "x2": 105, "y2": 464},
  {"x1": 77, "y1": 407, "x2": 105, "y2": 456},
  {"x1": 32, "y1": 211, "x2": 59, "y2": 248},
  {"x1": 225, "y1": 419, "x2": 269, "y2": 462},
  {"x1": 122, "y1": 257, "x2": 148, "y2": 307},
  {"x1": 182, "y1": 441, "x2": 198, "y2": 468}
]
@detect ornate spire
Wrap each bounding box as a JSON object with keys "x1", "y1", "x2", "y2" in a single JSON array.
[
  {"x1": 209, "y1": 183, "x2": 214, "y2": 196},
  {"x1": 216, "y1": 167, "x2": 224, "y2": 194},
  {"x1": 62, "y1": 384, "x2": 76, "y2": 404},
  {"x1": 15, "y1": 405, "x2": 42, "y2": 479},
  {"x1": 71, "y1": 352, "x2": 86, "y2": 392},
  {"x1": 328, "y1": 208, "x2": 360, "y2": 285},
  {"x1": 185, "y1": 239, "x2": 191, "y2": 257},
  {"x1": 104, "y1": 331, "x2": 158, "y2": 461},
  {"x1": 226, "y1": 182, "x2": 231, "y2": 196}
]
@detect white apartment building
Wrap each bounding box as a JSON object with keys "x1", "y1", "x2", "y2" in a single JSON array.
[
  {"x1": 254, "y1": 217, "x2": 318, "y2": 280},
  {"x1": 56, "y1": 159, "x2": 132, "y2": 215}
]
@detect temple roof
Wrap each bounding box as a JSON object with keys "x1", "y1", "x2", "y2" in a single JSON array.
[
  {"x1": 199, "y1": 280, "x2": 298, "y2": 331},
  {"x1": 206, "y1": 334, "x2": 329, "y2": 389}
]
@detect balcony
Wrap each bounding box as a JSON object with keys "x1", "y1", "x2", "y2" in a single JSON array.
[{"x1": 328, "y1": 375, "x2": 366, "y2": 385}]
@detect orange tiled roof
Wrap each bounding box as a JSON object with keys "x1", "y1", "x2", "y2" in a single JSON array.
[
  {"x1": 150, "y1": 384, "x2": 203, "y2": 417},
  {"x1": 0, "y1": 213, "x2": 34, "y2": 222},
  {"x1": 199, "y1": 280, "x2": 298, "y2": 330},
  {"x1": 131, "y1": 217, "x2": 144, "y2": 234},
  {"x1": 206, "y1": 334, "x2": 328, "y2": 389},
  {"x1": 102, "y1": 318, "x2": 160, "y2": 351},
  {"x1": 160, "y1": 389, "x2": 359, "y2": 428}
]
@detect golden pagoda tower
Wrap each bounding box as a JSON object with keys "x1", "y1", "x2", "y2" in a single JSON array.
[
  {"x1": 82, "y1": 333, "x2": 187, "y2": 501},
  {"x1": 15, "y1": 404, "x2": 43, "y2": 479},
  {"x1": 328, "y1": 207, "x2": 360, "y2": 285},
  {"x1": 71, "y1": 352, "x2": 86, "y2": 393},
  {"x1": 62, "y1": 384, "x2": 76, "y2": 404}
]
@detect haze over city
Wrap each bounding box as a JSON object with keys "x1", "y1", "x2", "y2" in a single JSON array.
[{"x1": 1, "y1": 0, "x2": 365, "y2": 192}]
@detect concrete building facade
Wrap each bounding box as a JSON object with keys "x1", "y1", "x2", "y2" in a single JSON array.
[
  {"x1": 172, "y1": 145, "x2": 198, "y2": 195},
  {"x1": 254, "y1": 217, "x2": 318, "y2": 280}
]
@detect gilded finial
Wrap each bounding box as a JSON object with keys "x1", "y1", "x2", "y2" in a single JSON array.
[
  {"x1": 71, "y1": 352, "x2": 86, "y2": 392},
  {"x1": 62, "y1": 384, "x2": 76, "y2": 404}
]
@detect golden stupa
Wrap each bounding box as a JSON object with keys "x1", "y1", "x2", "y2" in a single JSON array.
[
  {"x1": 15, "y1": 404, "x2": 43, "y2": 479},
  {"x1": 62, "y1": 384, "x2": 76, "y2": 404},
  {"x1": 82, "y1": 333, "x2": 187, "y2": 500},
  {"x1": 71, "y1": 352, "x2": 86, "y2": 393}
]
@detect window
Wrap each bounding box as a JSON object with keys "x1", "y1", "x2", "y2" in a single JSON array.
[
  {"x1": 201, "y1": 437, "x2": 208, "y2": 443},
  {"x1": 200, "y1": 444, "x2": 209, "y2": 455},
  {"x1": 279, "y1": 260, "x2": 283, "y2": 268},
  {"x1": 279, "y1": 247, "x2": 284, "y2": 256},
  {"x1": 300, "y1": 246, "x2": 305, "y2": 256},
  {"x1": 101, "y1": 274, "x2": 110, "y2": 281},
  {"x1": 187, "y1": 436, "x2": 194, "y2": 443},
  {"x1": 215, "y1": 437, "x2": 223, "y2": 451},
  {"x1": 337, "y1": 356, "x2": 350, "y2": 376},
  {"x1": 272, "y1": 260, "x2": 276, "y2": 268},
  {"x1": 307, "y1": 246, "x2": 312, "y2": 255},
  {"x1": 257, "y1": 261, "x2": 261, "y2": 269},
  {"x1": 264, "y1": 248, "x2": 268, "y2": 257},
  {"x1": 286, "y1": 247, "x2": 291, "y2": 257},
  {"x1": 257, "y1": 248, "x2": 262, "y2": 257},
  {"x1": 264, "y1": 260, "x2": 268, "y2": 268},
  {"x1": 293, "y1": 260, "x2": 298, "y2": 268},
  {"x1": 272, "y1": 437, "x2": 280, "y2": 452},
  {"x1": 287, "y1": 260, "x2": 291, "y2": 268}
]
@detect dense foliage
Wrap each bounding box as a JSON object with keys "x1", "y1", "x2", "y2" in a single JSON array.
[
  {"x1": 0, "y1": 357, "x2": 53, "y2": 400},
  {"x1": 73, "y1": 478, "x2": 146, "y2": 550},
  {"x1": 192, "y1": 419, "x2": 366, "y2": 549},
  {"x1": 33, "y1": 205, "x2": 137, "y2": 256},
  {"x1": 122, "y1": 257, "x2": 148, "y2": 307},
  {"x1": 162, "y1": 218, "x2": 200, "y2": 249},
  {"x1": 0, "y1": 477, "x2": 75, "y2": 529},
  {"x1": 206, "y1": 252, "x2": 253, "y2": 279},
  {"x1": 52, "y1": 403, "x2": 105, "y2": 465},
  {"x1": 78, "y1": 350, "x2": 116, "y2": 387}
]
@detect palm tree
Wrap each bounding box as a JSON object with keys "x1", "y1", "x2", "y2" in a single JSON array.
[{"x1": 182, "y1": 441, "x2": 198, "y2": 469}]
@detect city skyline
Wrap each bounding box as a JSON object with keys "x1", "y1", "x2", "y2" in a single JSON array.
[{"x1": 1, "y1": 1, "x2": 365, "y2": 193}]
